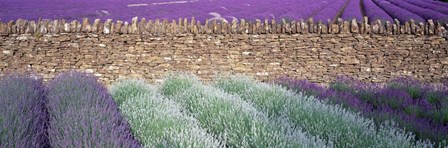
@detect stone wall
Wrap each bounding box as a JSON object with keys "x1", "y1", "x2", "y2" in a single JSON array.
[{"x1": 1, "y1": 17, "x2": 447, "y2": 85}]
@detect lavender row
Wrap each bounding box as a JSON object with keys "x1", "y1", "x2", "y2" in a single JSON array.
[
  {"x1": 384, "y1": 0, "x2": 448, "y2": 23},
  {"x1": 425, "y1": 0, "x2": 448, "y2": 8},
  {"x1": 0, "y1": 74, "x2": 49, "y2": 147},
  {"x1": 311, "y1": 0, "x2": 350, "y2": 24},
  {"x1": 362, "y1": 0, "x2": 394, "y2": 23},
  {"x1": 340, "y1": 0, "x2": 364, "y2": 22},
  {"x1": 372, "y1": 0, "x2": 425, "y2": 23},
  {"x1": 275, "y1": 76, "x2": 448, "y2": 146},
  {"x1": 402, "y1": 0, "x2": 448, "y2": 15},
  {"x1": 46, "y1": 71, "x2": 140, "y2": 147}
]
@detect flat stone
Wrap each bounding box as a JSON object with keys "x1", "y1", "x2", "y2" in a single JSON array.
[{"x1": 3, "y1": 50, "x2": 11, "y2": 54}]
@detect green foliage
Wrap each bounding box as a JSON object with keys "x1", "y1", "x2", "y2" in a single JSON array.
[
  {"x1": 216, "y1": 75, "x2": 433, "y2": 148},
  {"x1": 159, "y1": 73, "x2": 199, "y2": 97},
  {"x1": 110, "y1": 79, "x2": 222, "y2": 148},
  {"x1": 160, "y1": 74, "x2": 323, "y2": 147}
]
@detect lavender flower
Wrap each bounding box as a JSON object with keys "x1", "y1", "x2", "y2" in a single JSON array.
[
  {"x1": 0, "y1": 74, "x2": 49, "y2": 148},
  {"x1": 341, "y1": 0, "x2": 364, "y2": 21},
  {"x1": 311, "y1": 0, "x2": 350, "y2": 24},
  {"x1": 403, "y1": 0, "x2": 448, "y2": 15},
  {"x1": 225, "y1": 75, "x2": 432, "y2": 147},
  {"x1": 372, "y1": 0, "x2": 425, "y2": 23},
  {"x1": 46, "y1": 71, "x2": 140, "y2": 147},
  {"x1": 160, "y1": 74, "x2": 327, "y2": 147},
  {"x1": 385, "y1": 0, "x2": 448, "y2": 22},
  {"x1": 362, "y1": 0, "x2": 394, "y2": 23},
  {"x1": 275, "y1": 75, "x2": 448, "y2": 146}
]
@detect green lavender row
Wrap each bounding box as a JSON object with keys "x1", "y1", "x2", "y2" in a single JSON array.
[
  {"x1": 214, "y1": 75, "x2": 434, "y2": 147},
  {"x1": 159, "y1": 74, "x2": 327, "y2": 148},
  {"x1": 109, "y1": 79, "x2": 222, "y2": 148}
]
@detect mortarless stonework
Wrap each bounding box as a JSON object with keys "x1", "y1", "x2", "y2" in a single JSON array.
[{"x1": 0, "y1": 17, "x2": 447, "y2": 85}]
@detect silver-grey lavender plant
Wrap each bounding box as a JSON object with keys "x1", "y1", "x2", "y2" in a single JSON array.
[
  {"x1": 215, "y1": 75, "x2": 434, "y2": 148},
  {"x1": 159, "y1": 74, "x2": 327, "y2": 148},
  {"x1": 109, "y1": 79, "x2": 223, "y2": 148}
]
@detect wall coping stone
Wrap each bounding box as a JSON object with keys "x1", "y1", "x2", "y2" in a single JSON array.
[{"x1": 0, "y1": 17, "x2": 447, "y2": 36}]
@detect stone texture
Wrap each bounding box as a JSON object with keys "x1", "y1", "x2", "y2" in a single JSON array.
[
  {"x1": 1, "y1": 33, "x2": 446, "y2": 86},
  {"x1": 0, "y1": 18, "x2": 447, "y2": 85},
  {"x1": 351, "y1": 19, "x2": 359, "y2": 33}
]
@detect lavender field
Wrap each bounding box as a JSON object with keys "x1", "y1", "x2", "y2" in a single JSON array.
[
  {"x1": 1, "y1": 0, "x2": 448, "y2": 24},
  {"x1": 1, "y1": 71, "x2": 447, "y2": 147}
]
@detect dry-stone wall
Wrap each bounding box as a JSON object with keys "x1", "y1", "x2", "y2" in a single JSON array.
[{"x1": 1, "y1": 17, "x2": 447, "y2": 85}]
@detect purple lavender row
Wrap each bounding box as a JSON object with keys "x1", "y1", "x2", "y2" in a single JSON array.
[
  {"x1": 311, "y1": 0, "x2": 350, "y2": 24},
  {"x1": 332, "y1": 76, "x2": 448, "y2": 144},
  {"x1": 385, "y1": 0, "x2": 448, "y2": 23},
  {"x1": 340, "y1": 0, "x2": 364, "y2": 22},
  {"x1": 402, "y1": 0, "x2": 448, "y2": 15},
  {"x1": 425, "y1": 0, "x2": 448, "y2": 8},
  {"x1": 271, "y1": 0, "x2": 336, "y2": 21},
  {"x1": 362, "y1": 0, "x2": 394, "y2": 23},
  {"x1": 0, "y1": 74, "x2": 49, "y2": 148},
  {"x1": 275, "y1": 76, "x2": 448, "y2": 145},
  {"x1": 226, "y1": 0, "x2": 336, "y2": 22},
  {"x1": 372, "y1": 0, "x2": 425, "y2": 23},
  {"x1": 46, "y1": 71, "x2": 140, "y2": 147}
]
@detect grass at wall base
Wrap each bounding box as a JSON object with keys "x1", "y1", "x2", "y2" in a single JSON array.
[{"x1": 0, "y1": 70, "x2": 447, "y2": 147}]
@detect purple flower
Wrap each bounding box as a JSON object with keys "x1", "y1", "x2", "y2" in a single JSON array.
[
  {"x1": 46, "y1": 71, "x2": 141, "y2": 147},
  {"x1": 341, "y1": 0, "x2": 364, "y2": 21},
  {"x1": 384, "y1": 0, "x2": 448, "y2": 22},
  {"x1": 362, "y1": 0, "x2": 394, "y2": 23},
  {"x1": 0, "y1": 73, "x2": 50, "y2": 148},
  {"x1": 372, "y1": 0, "x2": 425, "y2": 23},
  {"x1": 275, "y1": 75, "x2": 448, "y2": 145},
  {"x1": 311, "y1": 0, "x2": 350, "y2": 24}
]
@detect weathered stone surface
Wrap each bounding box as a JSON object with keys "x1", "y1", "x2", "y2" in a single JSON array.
[
  {"x1": 103, "y1": 19, "x2": 112, "y2": 34},
  {"x1": 342, "y1": 21, "x2": 350, "y2": 34},
  {"x1": 0, "y1": 17, "x2": 447, "y2": 85},
  {"x1": 417, "y1": 22, "x2": 425, "y2": 35},
  {"x1": 321, "y1": 22, "x2": 328, "y2": 34},
  {"x1": 81, "y1": 18, "x2": 90, "y2": 32},
  {"x1": 308, "y1": 18, "x2": 314, "y2": 33},
  {"x1": 131, "y1": 17, "x2": 138, "y2": 34},
  {"x1": 436, "y1": 22, "x2": 444, "y2": 36},
  {"x1": 331, "y1": 24, "x2": 339, "y2": 34},
  {"x1": 385, "y1": 21, "x2": 392, "y2": 35},
  {"x1": 405, "y1": 21, "x2": 411, "y2": 34},
  {"x1": 351, "y1": 19, "x2": 359, "y2": 33},
  {"x1": 427, "y1": 20, "x2": 435, "y2": 35},
  {"x1": 0, "y1": 22, "x2": 7, "y2": 35},
  {"x1": 115, "y1": 20, "x2": 123, "y2": 34},
  {"x1": 394, "y1": 19, "x2": 400, "y2": 34},
  {"x1": 1, "y1": 33, "x2": 446, "y2": 85},
  {"x1": 372, "y1": 20, "x2": 380, "y2": 34}
]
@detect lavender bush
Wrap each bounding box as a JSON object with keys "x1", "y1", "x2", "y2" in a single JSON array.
[
  {"x1": 46, "y1": 71, "x2": 140, "y2": 147},
  {"x1": 275, "y1": 75, "x2": 448, "y2": 146},
  {"x1": 424, "y1": 0, "x2": 448, "y2": 9},
  {"x1": 311, "y1": 0, "x2": 349, "y2": 24},
  {"x1": 403, "y1": 0, "x2": 448, "y2": 15},
  {"x1": 384, "y1": 0, "x2": 448, "y2": 23},
  {"x1": 340, "y1": 0, "x2": 363, "y2": 21},
  {"x1": 109, "y1": 79, "x2": 223, "y2": 147},
  {"x1": 0, "y1": 74, "x2": 49, "y2": 148},
  {"x1": 443, "y1": 77, "x2": 448, "y2": 88},
  {"x1": 159, "y1": 74, "x2": 327, "y2": 147},
  {"x1": 372, "y1": 0, "x2": 425, "y2": 23},
  {"x1": 218, "y1": 75, "x2": 431, "y2": 147},
  {"x1": 362, "y1": 0, "x2": 394, "y2": 23}
]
